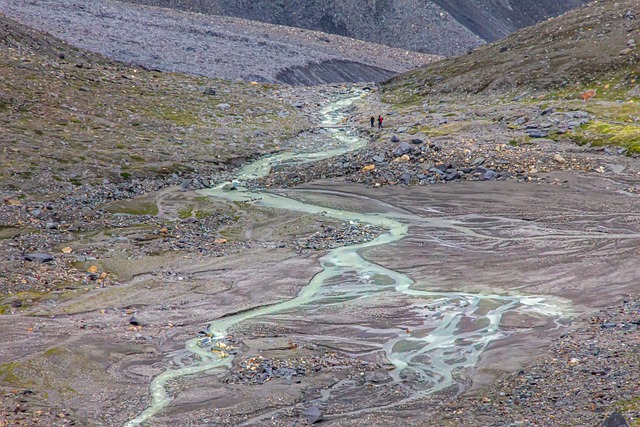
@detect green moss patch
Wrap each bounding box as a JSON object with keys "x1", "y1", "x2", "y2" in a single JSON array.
[
  {"x1": 104, "y1": 199, "x2": 159, "y2": 216},
  {"x1": 570, "y1": 121, "x2": 640, "y2": 153},
  {"x1": 156, "y1": 107, "x2": 202, "y2": 127},
  {"x1": 0, "y1": 362, "x2": 32, "y2": 387}
]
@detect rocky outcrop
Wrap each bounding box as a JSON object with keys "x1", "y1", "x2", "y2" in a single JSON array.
[{"x1": 276, "y1": 59, "x2": 396, "y2": 86}]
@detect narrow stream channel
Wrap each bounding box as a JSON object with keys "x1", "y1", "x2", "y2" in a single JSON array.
[{"x1": 124, "y1": 90, "x2": 567, "y2": 427}]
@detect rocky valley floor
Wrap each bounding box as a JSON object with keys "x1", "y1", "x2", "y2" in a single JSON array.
[
  {"x1": 2, "y1": 84, "x2": 640, "y2": 426},
  {"x1": 2, "y1": 3, "x2": 640, "y2": 427}
]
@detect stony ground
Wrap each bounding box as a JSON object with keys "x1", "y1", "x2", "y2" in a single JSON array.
[
  {"x1": 257, "y1": 89, "x2": 639, "y2": 194},
  {"x1": 443, "y1": 297, "x2": 640, "y2": 426}
]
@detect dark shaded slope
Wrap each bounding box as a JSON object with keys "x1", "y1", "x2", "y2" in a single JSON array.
[
  {"x1": 277, "y1": 59, "x2": 396, "y2": 86},
  {"x1": 431, "y1": 0, "x2": 588, "y2": 42},
  {"x1": 383, "y1": 0, "x2": 640, "y2": 98},
  {"x1": 0, "y1": 9, "x2": 87, "y2": 58}
]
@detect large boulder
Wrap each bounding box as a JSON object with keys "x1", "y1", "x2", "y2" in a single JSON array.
[
  {"x1": 599, "y1": 412, "x2": 629, "y2": 427},
  {"x1": 483, "y1": 170, "x2": 498, "y2": 180},
  {"x1": 303, "y1": 406, "x2": 323, "y2": 424},
  {"x1": 24, "y1": 253, "x2": 54, "y2": 263},
  {"x1": 392, "y1": 142, "x2": 412, "y2": 157}
]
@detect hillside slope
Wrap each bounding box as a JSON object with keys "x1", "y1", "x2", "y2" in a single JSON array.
[
  {"x1": 383, "y1": 0, "x2": 640, "y2": 98},
  {"x1": 0, "y1": 12, "x2": 315, "y2": 199},
  {"x1": 0, "y1": 0, "x2": 438, "y2": 85},
  {"x1": 117, "y1": 0, "x2": 587, "y2": 55}
]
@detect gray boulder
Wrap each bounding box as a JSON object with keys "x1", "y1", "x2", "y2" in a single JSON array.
[
  {"x1": 393, "y1": 142, "x2": 412, "y2": 157},
  {"x1": 606, "y1": 164, "x2": 626, "y2": 174},
  {"x1": 483, "y1": 170, "x2": 498, "y2": 180},
  {"x1": 527, "y1": 129, "x2": 548, "y2": 138},
  {"x1": 304, "y1": 406, "x2": 323, "y2": 424},
  {"x1": 445, "y1": 171, "x2": 461, "y2": 181},
  {"x1": 24, "y1": 253, "x2": 54, "y2": 263}
]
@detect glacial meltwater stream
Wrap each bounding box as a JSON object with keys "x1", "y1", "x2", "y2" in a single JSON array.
[{"x1": 125, "y1": 90, "x2": 567, "y2": 426}]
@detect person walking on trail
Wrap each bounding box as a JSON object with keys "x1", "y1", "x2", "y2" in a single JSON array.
[
  {"x1": 378, "y1": 115, "x2": 383, "y2": 129},
  {"x1": 370, "y1": 116, "x2": 375, "y2": 128}
]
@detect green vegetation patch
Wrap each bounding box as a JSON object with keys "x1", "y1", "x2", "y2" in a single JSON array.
[
  {"x1": 43, "y1": 347, "x2": 66, "y2": 358},
  {"x1": 0, "y1": 361, "x2": 31, "y2": 387},
  {"x1": 419, "y1": 120, "x2": 492, "y2": 137},
  {"x1": 1, "y1": 290, "x2": 53, "y2": 310},
  {"x1": 570, "y1": 121, "x2": 640, "y2": 153},
  {"x1": 0, "y1": 227, "x2": 22, "y2": 240},
  {"x1": 177, "y1": 205, "x2": 213, "y2": 219},
  {"x1": 177, "y1": 206, "x2": 193, "y2": 219},
  {"x1": 104, "y1": 199, "x2": 159, "y2": 216},
  {"x1": 612, "y1": 397, "x2": 640, "y2": 426},
  {"x1": 583, "y1": 102, "x2": 640, "y2": 123},
  {"x1": 156, "y1": 106, "x2": 202, "y2": 127}
]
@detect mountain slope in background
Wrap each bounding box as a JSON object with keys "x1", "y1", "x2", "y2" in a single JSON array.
[
  {"x1": 431, "y1": 0, "x2": 588, "y2": 43},
  {"x1": 383, "y1": 0, "x2": 640, "y2": 98},
  {"x1": 377, "y1": 0, "x2": 640, "y2": 163},
  {"x1": 117, "y1": 0, "x2": 588, "y2": 55},
  {"x1": 0, "y1": 0, "x2": 438, "y2": 85}
]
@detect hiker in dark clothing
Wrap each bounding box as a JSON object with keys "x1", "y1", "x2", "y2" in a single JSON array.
[
  {"x1": 378, "y1": 115, "x2": 383, "y2": 129},
  {"x1": 370, "y1": 116, "x2": 375, "y2": 127}
]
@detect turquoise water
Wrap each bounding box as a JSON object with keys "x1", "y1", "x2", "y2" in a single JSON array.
[{"x1": 124, "y1": 90, "x2": 566, "y2": 427}]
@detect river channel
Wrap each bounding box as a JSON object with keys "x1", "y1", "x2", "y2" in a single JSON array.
[{"x1": 124, "y1": 90, "x2": 568, "y2": 426}]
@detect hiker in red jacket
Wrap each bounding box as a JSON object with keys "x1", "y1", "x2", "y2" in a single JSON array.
[{"x1": 378, "y1": 115, "x2": 383, "y2": 129}]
